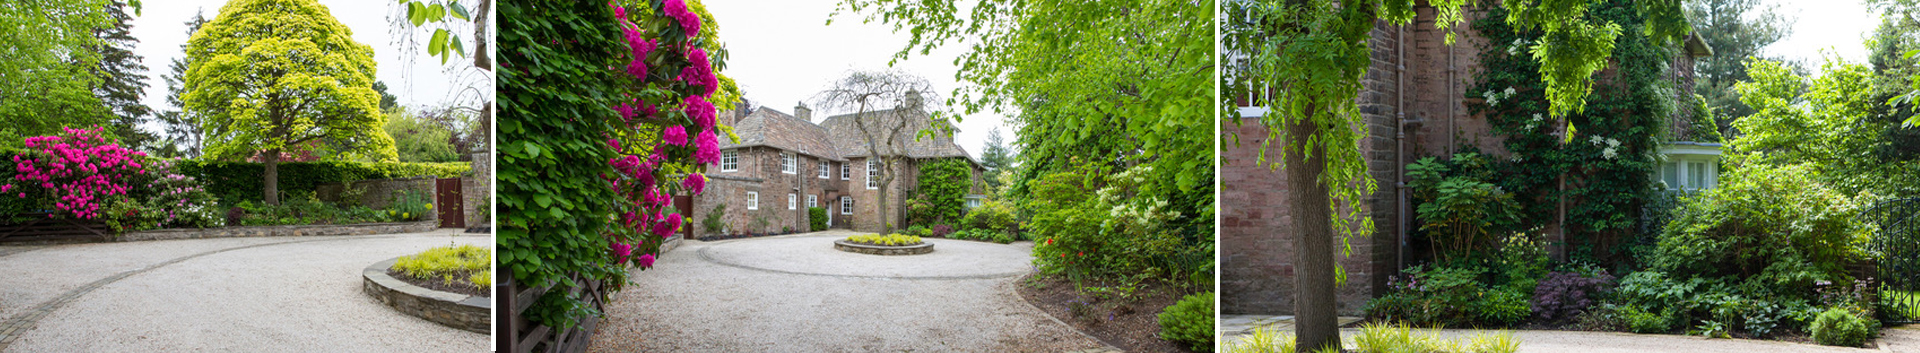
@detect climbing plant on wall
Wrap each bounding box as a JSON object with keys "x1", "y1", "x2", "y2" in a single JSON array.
[
  {"x1": 497, "y1": 0, "x2": 736, "y2": 331},
  {"x1": 1463, "y1": 0, "x2": 1674, "y2": 263}
]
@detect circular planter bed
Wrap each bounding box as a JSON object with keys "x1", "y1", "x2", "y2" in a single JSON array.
[
  {"x1": 833, "y1": 239, "x2": 935, "y2": 255},
  {"x1": 362, "y1": 257, "x2": 490, "y2": 333}
]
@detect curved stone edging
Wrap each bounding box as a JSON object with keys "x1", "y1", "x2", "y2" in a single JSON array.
[
  {"x1": 696, "y1": 239, "x2": 1026, "y2": 280},
  {"x1": 123, "y1": 221, "x2": 438, "y2": 242},
  {"x1": 832, "y1": 239, "x2": 934, "y2": 255},
  {"x1": 362, "y1": 257, "x2": 489, "y2": 334}
]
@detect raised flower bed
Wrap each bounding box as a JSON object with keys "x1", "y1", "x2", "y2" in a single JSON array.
[{"x1": 833, "y1": 233, "x2": 934, "y2": 255}]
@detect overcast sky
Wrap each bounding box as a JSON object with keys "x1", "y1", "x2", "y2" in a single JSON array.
[
  {"x1": 127, "y1": 0, "x2": 464, "y2": 134},
  {"x1": 1765, "y1": 0, "x2": 1880, "y2": 70},
  {"x1": 704, "y1": 0, "x2": 1009, "y2": 158}
]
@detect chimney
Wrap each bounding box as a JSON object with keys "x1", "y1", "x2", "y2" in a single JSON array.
[
  {"x1": 904, "y1": 90, "x2": 922, "y2": 110},
  {"x1": 725, "y1": 99, "x2": 751, "y2": 126},
  {"x1": 795, "y1": 102, "x2": 812, "y2": 121}
]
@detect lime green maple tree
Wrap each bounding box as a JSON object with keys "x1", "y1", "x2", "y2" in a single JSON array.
[{"x1": 185, "y1": 0, "x2": 394, "y2": 205}]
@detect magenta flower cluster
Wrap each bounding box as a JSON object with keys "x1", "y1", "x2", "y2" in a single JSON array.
[
  {"x1": 601, "y1": 0, "x2": 729, "y2": 270},
  {"x1": 6, "y1": 127, "x2": 148, "y2": 220}
]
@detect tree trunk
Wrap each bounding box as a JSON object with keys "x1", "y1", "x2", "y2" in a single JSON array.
[
  {"x1": 1286, "y1": 115, "x2": 1339, "y2": 352},
  {"x1": 877, "y1": 157, "x2": 891, "y2": 233},
  {"x1": 263, "y1": 149, "x2": 281, "y2": 205}
]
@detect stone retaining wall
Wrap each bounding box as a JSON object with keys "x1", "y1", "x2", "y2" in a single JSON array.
[
  {"x1": 362, "y1": 257, "x2": 490, "y2": 333},
  {"x1": 832, "y1": 240, "x2": 933, "y2": 255},
  {"x1": 315, "y1": 177, "x2": 438, "y2": 210},
  {"x1": 121, "y1": 221, "x2": 437, "y2": 242}
]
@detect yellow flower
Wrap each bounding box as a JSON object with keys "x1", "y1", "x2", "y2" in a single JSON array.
[
  {"x1": 403, "y1": 212, "x2": 411, "y2": 219},
  {"x1": 425, "y1": 203, "x2": 434, "y2": 210}
]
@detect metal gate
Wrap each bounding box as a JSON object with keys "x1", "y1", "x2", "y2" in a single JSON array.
[
  {"x1": 1866, "y1": 197, "x2": 1920, "y2": 323},
  {"x1": 437, "y1": 178, "x2": 465, "y2": 229}
]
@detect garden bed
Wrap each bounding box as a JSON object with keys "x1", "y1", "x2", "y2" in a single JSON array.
[
  {"x1": 832, "y1": 239, "x2": 933, "y2": 255},
  {"x1": 362, "y1": 256, "x2": 489, "y2": 333},
  {"x1": 121, "y1": 220, "x2": 436, "y2": 241},
  {"x1": 1018, "y1": 273, "x2": 1194, "y2": 353}
]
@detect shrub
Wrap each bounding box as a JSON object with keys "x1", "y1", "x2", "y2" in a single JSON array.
[
  {"x1": 844, "y1": 234, "x2": 922, "y2": 246},
  {"x1": 1157, "y1": 291, "x2": 1214, "y2": 352},
  {"x1": 1406, "y1": 153, "x2": 1521, "y2": 262},
  {"x1": 907, "y1": 225, "x2": 928, "y2": 236},
  {"x1": 930, "y1": 224, "x2": 953, "y2": 237},
  {"x1": 1647, "y1": 163, "x2": 1867, "y2": 295},
  {"x1": 175, "y1": 160, "x2": 469, "y2": 205},
  {"x1": 1615, "y1": 304, "x2": 1672, "y2": 333},
  {"x1": 392, "y1": 244, "x2": 492, "y2": 291},
  {"x1": 1530, "y1": 270, "x2": 1615, "y2": 323},
  {"x1": 1810, "y1": 308, "x2": 1870, "y2": 347},
  {"x1": 2, "y1": 127, "x2": 148, "y2": 222},
  {"x1": 808, "y1": 207, "x2": 827, "y2": 231},
  {"x1": 1366, "y1": 265, "x2": 1527, "y2": 327},
  {"x1": 701, "y1": 204, "x2": 726, "y2": 236},
  {"x1": 1030, "y1": 162, "x2": 1202, "y2": 284},
  {"x1": 961, "y1": 197, "x2": 1019, "y2": 233}
]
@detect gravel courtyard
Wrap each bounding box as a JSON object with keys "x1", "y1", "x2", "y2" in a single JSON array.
[
  {"x1": 587, "y1": 230, "x2": 1111, "y2": 352},
  {"x1": 0, "y1": 230, "x2": 488, "y2": 352}
]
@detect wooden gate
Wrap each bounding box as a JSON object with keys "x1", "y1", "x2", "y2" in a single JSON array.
[
  {"x1": 437, "y1": 178, "x2": 464, "y2": 228},
  {"x1": 673, "y1": 195, "x2": 692, "y2": 237},
  {"x1": 0, "y1": 213, "x2": 108, "y2": 243}
]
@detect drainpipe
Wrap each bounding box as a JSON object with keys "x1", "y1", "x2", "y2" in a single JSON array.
[
  {"x1": 1448, "y1": 33, "x2": 1457, "y2": 155},
  {"x1": 1396, "y1": 23, "x2": 1409, "y2": 270}
]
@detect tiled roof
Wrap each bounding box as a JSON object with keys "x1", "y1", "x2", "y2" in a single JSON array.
[
  {"x1": 719, "y1": 107, "x2": 845, "y2": 161},
  {"x1": 718, "y1": 104, "x2": 976, "y2": 163}
]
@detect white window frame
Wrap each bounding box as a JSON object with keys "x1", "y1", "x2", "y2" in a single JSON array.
[
  {"x1": 788, "y1": 193, "x2": 797, "y2": 210},
  {"x1": 866, "y1": 160, "x2": 880, "y2": 189},
  {"x1": 807, "y1": 195, "x2": 818, "y2": 208},
  {"x1": 841, "y1": 196, "x2": 853, "y2": 215},
  {"x1": 746, "y1": 191, "x2": 759, "y2": 210},
  {"x1": 818, "y1": 160, "x2": 829, "y2": 178},
  {"x1": 720, "y1": 150, "x2": 738, "y2": 172},
  {"x1": 780, "y1": 152, "x2": 796, "y2": 174},
  {"x1": 841, "y1": 163, "x2": 850, "y2": 180}
]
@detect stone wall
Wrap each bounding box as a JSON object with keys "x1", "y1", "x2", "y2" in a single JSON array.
[
  {"x1": 314, "y1": 177, "x2": 438, "y2": 210},
  {"x1": 463, "y1": 152, "x2": 492, "y2": 228},
  {"x1": 362, "y1": 258, "x2": 489, "y2": 333},
  {"x1": 121, "y1": 221, "x2": 438, "y2": 242}
]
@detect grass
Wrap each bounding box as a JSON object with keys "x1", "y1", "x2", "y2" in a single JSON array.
[
  {"x1": 1227, "y1": 322, "x2": 1519, "y2": 353},
  {"x1": 844, "y1": 233, "x2": 923, "y2": 246},
  {"x1": 1891, "y1": 290, "x2": 1920, "y2": 320},
  {"x1": 392, "y1": 244, "x2": 492, "y2": 291}
]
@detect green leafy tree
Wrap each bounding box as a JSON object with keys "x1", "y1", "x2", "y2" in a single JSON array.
[
  {"x1": 0, "y1": 0, "x2": 114, "y2": 146},
  {"x1": 384, "y1": 108, "x2": 460, "y2": 163},
  {"x1": 1223, "y1": 0, "x2": 1686, "y2": 350},
  {"x1": 978, "y1": 127, "x2": 1014, "y2": 190},
  {"x1": 156, "y1": 10, "x2": 211, "y2": 159},
  {"x1": 1734, "y1": 58, "x2": 1920, "y2": 197},
  {"x1": 185, "y1": 0, "x2": 395, "y2": 205},
  {"x1": 1687, "y1": 0, "x2": 1792, "y2": 133},
  {"x1": 93, "y1": 0, "x2": 155, "y2": 151}
]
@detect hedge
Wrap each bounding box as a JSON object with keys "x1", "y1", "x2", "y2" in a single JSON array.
[
  {"x1": 175, "y1": 160, "x2": 470, "y2": 205},
  {"x1": 0, "y1": 150, "x2": 41, "y2": 218}
]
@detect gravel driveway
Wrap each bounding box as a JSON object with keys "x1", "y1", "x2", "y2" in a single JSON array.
[
  {"x1": 587, "y1": 231, "x2": 1107, "y2": 352},
  {"x1": 0, "y1": 230, "x2": 488, "y2": 352}
]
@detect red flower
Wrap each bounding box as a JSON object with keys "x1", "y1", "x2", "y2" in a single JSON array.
[{"x1": 1077, "y1": 251, "x2": 1084, "y2": 256}]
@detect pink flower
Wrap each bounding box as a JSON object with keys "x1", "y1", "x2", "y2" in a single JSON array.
[
  {"x1": 681, "y1": 173, "x2": 706, "y2": 194},
  {"x1": 638, "y1": 253, "x2": 656, "y2": 268},
  {"x1": 610, "y1": 1, "x2": 625, "y2": 18},
  {"x1": 662, "y1": 125, "x2": 687, "y2": 146},
  {"x1": 607, "y1": 138, "x2": 622, "y2": 151},
  {"x1": 684, "y1": 96, "x2": 716, "y2": 129},
  {"x1": 611, "y1": 242, "x2": 633, "y2": 264},
  {"x1": 694, "y1": 128, "x2": 721, "y2": 164},
  {"x1": 679, "y1": 48, "x2": 717, "y2": 96},
  {"x1": 623, "y1": 28, "x2": 654, "y2": 79},
  {"x1": 662, "y1": 0, "x2": 701, "y2": 38}
]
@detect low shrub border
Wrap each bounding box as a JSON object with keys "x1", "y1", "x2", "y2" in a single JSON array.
[
  {"x1": 363, "y1": 256, "x2": 489, "y2": 334},
  {"x1": 120, "y1": 220, "x2": 436, "y2": 241}
]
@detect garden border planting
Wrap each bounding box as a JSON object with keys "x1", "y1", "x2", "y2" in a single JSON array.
[
  {"x1": 832, "y1": 239, "x2": 934, "y2": 255},
  {"x1": 121, "y1": 221, "x2": 436, "y2": 242},
  {"x1": 363, "y1": 257, "x2": 489, "y2": 334}
]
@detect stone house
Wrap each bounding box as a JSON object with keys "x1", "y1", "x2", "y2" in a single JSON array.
[
  {"x1": 686, "y1": 96, "x2": 985, "y2": 235},
  {"x1": 1221, "y1": 6, "x2": 1718, "y2": 316}
]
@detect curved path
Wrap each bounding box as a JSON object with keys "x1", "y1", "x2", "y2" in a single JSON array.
[
  {"x1": 1223, "y1": 315, "x2": 1920, "y2": 353},
  {"x1": 587, "y1": 230, "x2": 1108, "y2": 352},
  {"x1": 0, "y1": 230, "x2": 487, "y2": 352}
]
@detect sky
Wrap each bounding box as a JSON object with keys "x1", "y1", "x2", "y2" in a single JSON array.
[
  {"x1": 127, "y1": 0, "x2": 467, "y2": 134},
  {"x1": 1764, "y1": 0, "x2": 1881, "y2": 70},
  {"x1": 703, "y1": 0, "x2": 1009, "y2": 159}
]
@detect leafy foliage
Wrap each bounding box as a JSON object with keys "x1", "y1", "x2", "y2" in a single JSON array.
[
  {"x1": 1810, "y1": 308, "x2": 1872, "y2": 347},
  {"x1": 392, "y1": 244, "x2": 492, "y2": 291},
  {"x1": 808, "y1": 207, "x2": 828, "y2": 231},
  {"x1": 915, "y1": 158, "x2": 971, "y2": 224},
  {"x1": 175, "y1": 160, "x2": 467, "y2": 204},
  {"x1": 1366, "y1": 265, "x2": 1530, "y2": 327},
  {"x1": 1734, "y1": 58, "x2": 1920, "y2": 197},
  {"x1": 1407, "y1": 153, "x2": 1522, "y2": 263},
  {"x1": 1029, "y1": 161, "x2": 1210, "y2": 291},
  {"x1": 384, "y1": 108, "x2": 462, "y2": 163},
  {"x1": 1687, "y1": 0, "x2": 1791, "y2": 128},
  {"x1": 1648, "y1": 163, "x2": 1867, "y2": 291},
  {"x1": 0, "y1": 0, "x2": 115, "y2": 146},
  {"x1": 1530, "y1": 270, "x2": 1615, "y2": 323},
  {"x1": 960, "y1": 198, "x2": 1019, "y2": 235},
  {"x1": 1157, "y1": 291, "x2": 1214, "y2": 352},
  {"x1": 844, "y1": 233, "x2": 922, "y2": 246}
]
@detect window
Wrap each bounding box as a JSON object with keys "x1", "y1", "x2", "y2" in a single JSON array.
[
  {"x1": 1657, "y1": 160, "x2": 1718, "y2": 191},
  {"x1": 818, "y1": 161, "x2": 829, "y2": 178},
  {"x1": 866, "y1": 160, "x2": 880, "y2": 189},
  {"x1": 841, "y1": 163, "x2": 850, "y2": 180},
  {"x1": 807, "y1": 195, "x2": 818, "y2": 208},
  {"x1": 781, "y1": 152, "x2": 796, "y2": 174},
  {"x1": 788, "y1": 193, "x2": 797, "y2": 210},
  {"x1": 746, "y1": 192, "x2": 758, "y2": 210},
  {"x1": 966, "y1": 196, "x2": 984, "y2": 209},
  {"x1": 720, "y1": 150, "x2": 738, "y2": 172},
  {"x1": 841, "y1": 196, "x2": 853, "y2": 215}
]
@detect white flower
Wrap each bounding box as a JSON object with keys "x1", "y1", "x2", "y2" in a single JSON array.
[
  {"x1": 1488, "y1": 96, "x2": 1499, "y2": 106},
  {"x1": 1606, "y1": 138, "x2": 1620, "y2": 148},
  {"x1": 1532, "y1": 113, "x2": 1543, "y2": 122},
  {"x1": 1590, "y1": 135, "x2": 1604, "y2": 146},
  {"x1": 1602, "y1": 147, "x2": 1618, "y2": 160},
  {"x1": 1504, "y1": 87, "x2": 1517, "y2": 97}
]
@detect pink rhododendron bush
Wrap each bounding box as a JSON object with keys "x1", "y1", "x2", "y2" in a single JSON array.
[{"x1": 2, "y1": 127, "x2": 223, "y2": 233}]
